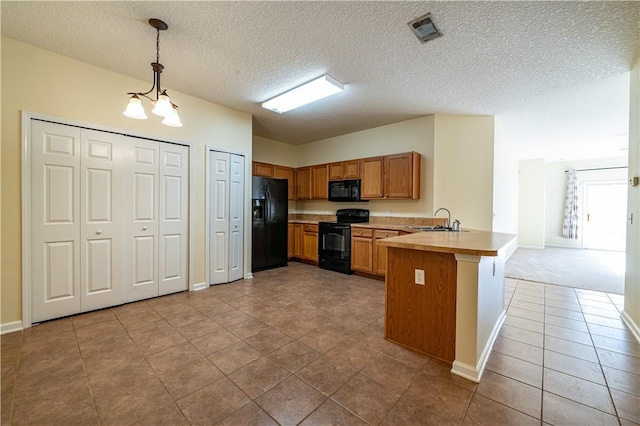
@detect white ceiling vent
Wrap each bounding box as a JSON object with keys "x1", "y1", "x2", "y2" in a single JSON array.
[{"x1": 408, "y1": 12, "x2": 442, "y2": 43}]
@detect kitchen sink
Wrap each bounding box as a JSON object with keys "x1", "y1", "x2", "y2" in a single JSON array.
[{"x1": 406, "y1": 226, "x2": 469, "y2": 232}]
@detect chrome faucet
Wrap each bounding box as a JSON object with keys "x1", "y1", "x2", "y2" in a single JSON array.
[{"x1": 434, "y1": 208, "x2": 451, "y2": 228}]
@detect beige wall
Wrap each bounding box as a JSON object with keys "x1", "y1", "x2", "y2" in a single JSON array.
[
  {"x1": 518, "y1": 159, "x2": 546, "y2": 248},
  {"x1": 1, "y1": 38, "x2": 253, "y2": 325},
  {"x1": 625, "y1": 59, "x2": 640, "y2": 333},
  {"x1": 252, "y1": 136, "x2": 297, "y2": 167},
  {"x1": 493, "y1": 118, "x2": 519, "y2": 235},
  {"x1": 433, "y1": 115, "x2": 495, "y2": 231},
  {"x1": 545, "y1": 158, "x2": 627, "y2": 249}
]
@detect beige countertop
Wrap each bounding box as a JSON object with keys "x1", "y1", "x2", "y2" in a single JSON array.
[
  {"x1": 376, "y1": 229, "x2": 516, "y2": 256},
  {"x1": 288, "y1": 220, "x2": 319, "y2": 225}
]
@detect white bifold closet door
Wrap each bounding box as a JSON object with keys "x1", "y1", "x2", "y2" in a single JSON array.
[
  {"x1": 30, "y1": 119, "x2": 188, "y2": 323},
  {"x1": 209, "y1": 150, "x2": 244, "y2": 285}
]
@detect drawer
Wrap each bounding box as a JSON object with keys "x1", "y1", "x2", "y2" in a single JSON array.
[
  {"x1": 303, "y1": 225, "x2": 318, "y2": 232},
  {"x1": 374, "y1": 229, "x2": 400, "y2": 239},
  {"x1": 352, "y1": 228, "x2": 373, "y2": 238}
]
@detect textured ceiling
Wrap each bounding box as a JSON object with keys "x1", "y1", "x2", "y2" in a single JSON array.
[{"x1": 2, "y1": 1, "x2": 639, "y2": 159}]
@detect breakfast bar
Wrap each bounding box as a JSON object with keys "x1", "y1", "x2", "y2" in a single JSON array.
[{"x1": 377, "y1": 229, "x2": 516, "y2": 382}]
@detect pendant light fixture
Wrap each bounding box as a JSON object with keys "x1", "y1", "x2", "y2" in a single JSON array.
[{"x1": 123, "y1": 18, "x2": 182, "y2": 127}]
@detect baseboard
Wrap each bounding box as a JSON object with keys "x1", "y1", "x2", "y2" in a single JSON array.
[
  {"x1": 621, "y1": 310, "x2": 640, "y2": 344},
  {"x1": 516, "y1": 245, "x2": 544, "y2": 250},
  {"x1": 246, "y1": 273, "x2": 254, "y2": 279},
  {"x1": 451, "y1": 309, "x2": 506, "y2": 383},
  {"x1": 1, "y1": 321, "x2": 23, "y2": 335},
  {"x1": 192, "y1": 281, "x2": 208, "y2": 291}
]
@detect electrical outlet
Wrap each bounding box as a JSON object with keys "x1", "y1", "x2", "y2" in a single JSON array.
[
  {"x1": 418, "y1": 211, "x2": 425, "y2": 218},
  {"x1": 384, "y1": 210, "x2": 393, "y2": 217},
  {"x1": 415, "y1": 269, "x2": 425, "y2": 285}
]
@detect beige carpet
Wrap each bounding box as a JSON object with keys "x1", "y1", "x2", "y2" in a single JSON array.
[{"x1": 505, "y1": 247, "x2": 625, "y2": 294}]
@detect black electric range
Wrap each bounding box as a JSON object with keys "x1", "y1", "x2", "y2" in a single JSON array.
[{"x1": 318, "y1": 209, "x2": 369, "y2": 274}]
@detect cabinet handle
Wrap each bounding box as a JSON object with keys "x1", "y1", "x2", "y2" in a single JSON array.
[
  {"x1": 142, "y1": 226, "x2": 148, "y2": 231},
  {"x1": 96, "y1": 230, "x2": 102, "y2": 235},
  {"x1": 379, "y1": 193, "x2": 383, "y2": 197}
]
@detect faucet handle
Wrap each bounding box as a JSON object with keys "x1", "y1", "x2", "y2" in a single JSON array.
[{"x1": 452, "y1": 220, "x2": 461, "y2": 231}]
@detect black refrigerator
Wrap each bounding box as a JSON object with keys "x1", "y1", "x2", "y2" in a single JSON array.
[{"x1": 252, "y1": 177, "x2": 288, "y2": 272}]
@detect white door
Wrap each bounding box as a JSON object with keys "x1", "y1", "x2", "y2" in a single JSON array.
[
  {"x1": 31, "y1": 120, "x2": 81, "y2": 322},
  {"x1": 159, "y1": 144, "x2": 189, "y2": 295},
  {"x1": 123, "y1": 137, "x2": 160, "y2": 302},
  {"x1": 583, "y1": 181, "x2": 627, "y2": 251},
  {"x1": 209, "y1": 151, "x2": 230, "y2": 284},
  {"x1": 228, "y1": 154, "x2": 245, "y2": 282},
  {"x1": 80, "y1": 129, "x2": 124, "y2": 311}
]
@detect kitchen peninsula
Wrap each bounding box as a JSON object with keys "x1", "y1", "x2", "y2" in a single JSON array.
[{"x1": 377, "y1": 229, "x2": 516, "y2": 382}]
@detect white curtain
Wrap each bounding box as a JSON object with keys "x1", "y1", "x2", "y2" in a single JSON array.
[{"x1": 562, "y1": 169, "x2": 579, "y2": 239}]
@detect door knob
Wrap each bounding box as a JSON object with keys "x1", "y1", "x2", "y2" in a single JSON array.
[
  {"x1": 96, "y1": 230, "x2": 102, "y2": 235},
  {"x1": 142, "y1": 226, "x2": 148, "y2": 231}
]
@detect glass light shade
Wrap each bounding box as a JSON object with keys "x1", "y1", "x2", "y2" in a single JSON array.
[
  {"x1": 262, "y1": 75, "x2": 344, "y2": 114},
  {"x1": 161, "y1": 107, "x2": 183, "y2": 127},
  {"x1": 152, "y1": 93, "x2": 173, "y2": 117},
  {"x1": 123, "y1": 95, "x2": 147, "y2": 119}
]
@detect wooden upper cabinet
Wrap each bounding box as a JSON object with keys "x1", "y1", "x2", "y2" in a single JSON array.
[
  {"x1": 311, "y1": 164, "x2": 328, "y2": 199},
  {"x1": 361, "y1": 152, "x2": 420, "y2": 199},
  {"x1": 296, "y1": 167, "x2": 312, "y2": 200},
  {"x1": 360, "y1": 157, "x2": 384, "y2": 199},
  {"x1": 329, "y1": 160, "x2": 360, "y2": 180},
  {"x1": 273, "y1": 165, "x2": 296, "y2": 200},
  {"x1": 253, "y1": 161, "x2": 274, "y2": 177},
  {"x1": 385, "y1": 152, "x2": 420, "y2": 199}
]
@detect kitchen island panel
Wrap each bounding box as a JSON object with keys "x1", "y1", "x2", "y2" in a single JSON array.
[{"x1": 385, "y1": 248, "x2": 457, "y2": 363}]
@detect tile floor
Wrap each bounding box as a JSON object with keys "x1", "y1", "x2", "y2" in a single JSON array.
[{"x1": 1, "y1": 262, "x2": 639, "y2": 425}]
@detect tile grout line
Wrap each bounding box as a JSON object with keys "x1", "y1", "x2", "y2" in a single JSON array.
[{"x1": 575, "y1": 292, "x2": 624, "y2": 426}]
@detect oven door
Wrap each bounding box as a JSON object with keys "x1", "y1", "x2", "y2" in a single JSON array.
[{"x1": 319, "y1": 223, "x2": 351, "y2": 259}]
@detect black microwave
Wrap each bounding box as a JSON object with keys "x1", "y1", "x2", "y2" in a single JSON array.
[{"x1": 328, "y1": 179, "x2": 366, "y2": 202}]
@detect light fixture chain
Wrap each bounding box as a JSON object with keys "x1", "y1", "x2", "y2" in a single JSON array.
[{"x1": 156, "y1": 27, "x2": 160, "y2": 64}]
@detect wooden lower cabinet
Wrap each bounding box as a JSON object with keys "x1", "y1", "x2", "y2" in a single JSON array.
[
  {"x1": 302, "y1": 225, "x2": 319, "y2": 263},
  {"x1": 373, "y1": 229, "x2": 400, "y2": 275},
  {"x1": 287, "y1": 224, "x2": 294, "y2": 259},
  {"x1": 351, "y1": 227, "x2": 373, "y2": 273},
  {"x1": 288, "y1": 223, "x2": 318, "y2": 264},
  {"x1": 384, "y1": 247, "x2": 457, "y2": 363},
  {"x1": 352, "y1": 227, "x2": 401, "y2": 277},
  {"x1": 293, "y1": 224, "x2": 303, "y2": 258}
]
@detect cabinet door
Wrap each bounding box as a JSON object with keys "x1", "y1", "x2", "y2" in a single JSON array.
[
  {"x1": 287, "y1": 224, "x2": 294, "y2": 259},
  {"x1": 253, "y1": 161, "x2": 274, "y2": 177},
  {"x1": 311, "y1": 164, "x2": 328, "y2": 199},
  {"x1": 351, "y1": 227, "x2": 373, "y2": 273},
  {"x1": 296, "y1": 167, "x2": 311, "y2": 200},
  {"x1": 373, "y1": 229, "x2": 400, "y2": 276},
  {"x1": 385, "y1": 152, "x2": 420, "y2": 199},
  {"x1": 274, "y1": 165, "x2": 295, "y2": 200},
  {"x1": 302, "y1": 225, "x2": 318, "y2": 263},
  {"x1": 294, "y1": 224, "x2": 303, "y2": 257},
  {"x1": 343, "y1": 160, "x2": 360, "y2": 179},
  {"x1": 328, "y1": 162, "x2": 345, "y2": 180},
  {"x1": 360, "y1": 157, "x2": 384, "y2": 199}
]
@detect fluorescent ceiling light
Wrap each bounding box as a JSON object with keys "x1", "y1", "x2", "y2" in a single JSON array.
[{"x1": 262, "y1": 75, "x2": 344, "y2": 114}]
